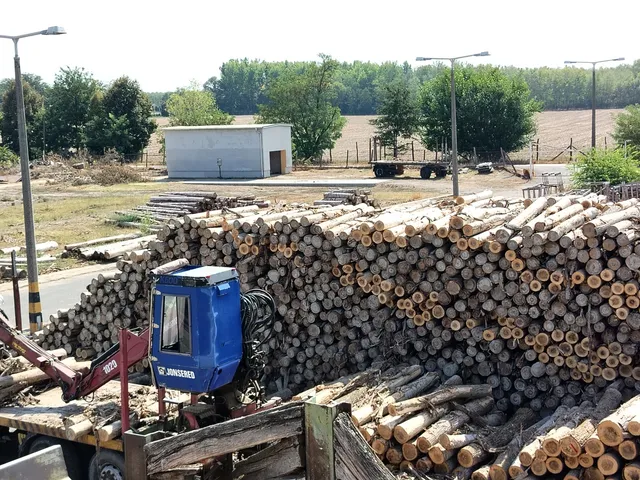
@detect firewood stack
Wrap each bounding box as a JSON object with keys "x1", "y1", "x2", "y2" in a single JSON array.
[
  {"x1": 35, "y1": 190, "x2": 640, "y2": 411},
  {"x1": 115, "y1": 192, "x2": 270, "y2": 225},
  {"x1": 314, "y1": 189, "x2": 379, "y2": 207}
]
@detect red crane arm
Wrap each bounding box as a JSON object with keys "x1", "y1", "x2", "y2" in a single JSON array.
[
  {"x1": 0, "y1": 306, "x2": 151, "y2": 403},
  {"x1": 73, "y1": 328, "x2": 150, "y2": 401},
  {"x1": 0, "y1": 312, "x2": 83, "y2": 395}
]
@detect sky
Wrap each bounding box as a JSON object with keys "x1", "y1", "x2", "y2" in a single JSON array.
[{"x1": 0, "y1": 0, "x2": 638, "y2": 92}]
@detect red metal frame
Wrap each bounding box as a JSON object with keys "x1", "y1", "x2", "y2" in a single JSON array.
[
  {"x1": 120, "y1": 328, "x2": 130, "y2": 433},
  {"x1": 76, "y1": 328, "x2": 150, "y2": 401}
]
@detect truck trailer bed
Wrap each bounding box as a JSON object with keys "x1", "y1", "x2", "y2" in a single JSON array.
[{"x1": 0, "y1": 382, "x2": 124, "y2": 451}]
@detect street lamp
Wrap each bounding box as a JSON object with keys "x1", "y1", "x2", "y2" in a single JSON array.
[
  {"x1": 564, "y1": 57, "x2": 624, "y2": 148},
  {"x1": 0, "y1": 26, "x2": 66, "y2": 332},
  {"x1": 416, "y1": 51, "x2": 489, "y2": 197}
]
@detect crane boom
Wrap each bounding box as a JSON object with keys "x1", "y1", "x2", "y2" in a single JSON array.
[{"x1": 0, "y1": 305, "x2": 150, "y2": 402}]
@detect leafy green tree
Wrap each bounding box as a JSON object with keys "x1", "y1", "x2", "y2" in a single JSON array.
[
  {"x1": 45, "y1": 67, "x2": 101, "y2": 151},
  {"x1": 613, "y1": 105, "x2": 640, "y2": 149},
  {"x1": 166, "y1": 82, "x2": 233, "y2": 126},
  {"x1": 370, "y1": 80, "x2": 419, "y2": 157},
  {"x1": 418, "y1": 66, "x2": 539, "y2": 157},
  {"x1": 86, "y1": 77, "x2": 156, "y2": 156},
  {"x1": 0, "y1": 80, "x2": 44, "y2": 159},
  {"x1": 257, "y1": 54, "x2": 346, "y2": 162},
  {"x1": 570, "y1": 148, "x2": 640, "y2": 187}
]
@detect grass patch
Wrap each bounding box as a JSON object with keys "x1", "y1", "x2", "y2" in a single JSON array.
[{"x1": 0, "y1": 194, "x2": 151, "y2": 250}]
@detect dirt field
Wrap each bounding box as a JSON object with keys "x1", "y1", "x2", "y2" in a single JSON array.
[{"x1": 147, "y1": 110, "x2": 623, "y2": 164}]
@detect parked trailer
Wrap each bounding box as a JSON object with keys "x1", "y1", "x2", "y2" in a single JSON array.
[{"x1": 370, "y1": 160, "x2": 450, "y2": 179}]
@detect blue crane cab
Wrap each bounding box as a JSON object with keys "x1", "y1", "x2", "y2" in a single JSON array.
[{"x1": 149, "y1": 265, "x2": 243, "y2": 394}]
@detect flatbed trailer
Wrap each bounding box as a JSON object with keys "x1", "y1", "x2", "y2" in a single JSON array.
[
  {"x1": 0, "y1": 382, "x2": 127, "y2": 479},
  {"x1": 370, "y1": 160, "x2": 450, "y2": 179}
]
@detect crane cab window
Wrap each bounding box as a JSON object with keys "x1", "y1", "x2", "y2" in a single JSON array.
[{"x1": 161, "y1": 295, "x2": 191, "y2": 354}]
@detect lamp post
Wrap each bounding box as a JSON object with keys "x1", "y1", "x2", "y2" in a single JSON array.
[
  {"x1": 0, "y1": 26, "x2": 66, "y2": 332},
  {"x1": 564, "y1": 57, "x2": 624, "y2": 148},
  {"x1": 416, "y1": 52, "x2": 489, "y2": 197}
]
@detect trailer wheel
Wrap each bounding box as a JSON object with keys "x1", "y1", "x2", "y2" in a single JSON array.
[
  {"x1": 28, "y1": 436, "x2": 83, "y2": 480},
  {"x1": 374, "y1": 166, "x2": 387, "y2": 178},
  {"x1": 89, "y1": 450, "x2": 126, "y2": 480},
  {"x1": 420, "y1": 166, "x2": 431, "y2": 179},
  {"x1": 435, "y1": 168, "x2": 447, "y2": 178}
]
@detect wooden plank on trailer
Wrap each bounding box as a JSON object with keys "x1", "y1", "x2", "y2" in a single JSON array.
[{"x1": 144, "y1": 401, "x2": 304, "y2": 475}]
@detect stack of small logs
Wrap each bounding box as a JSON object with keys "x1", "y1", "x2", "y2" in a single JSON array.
[
  {"x1": 63, "y1": 234, "x2": 157, "y2": 261},
  {"x1": 115, "y1": 192, "x2": 269, "y2": 226},
  {"x1": 37, "y1": 190, "x2": 640, "y2": 412},
  {"x1": 314, "y1": 189, "x2": 378, "y2": 207}
]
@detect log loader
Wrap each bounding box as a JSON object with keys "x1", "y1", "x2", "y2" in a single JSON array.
[{"x1": 0, "y1": 263, "x2": 276, "y2": 479}]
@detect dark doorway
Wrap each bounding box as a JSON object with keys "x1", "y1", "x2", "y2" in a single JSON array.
[{"x1": 269, "y1": 151, "x2": 283, "y2": 175}]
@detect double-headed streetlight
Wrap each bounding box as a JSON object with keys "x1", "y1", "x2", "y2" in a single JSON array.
[
  {"x1": 564, "y1": 57, "x2": 625, "y2": 148},
  {"x1": 0, "y1": 26, "x2": 66, "y2": 332},
  {"x1": 416, "y1": 52, "x2": 489, "y2": 197}
]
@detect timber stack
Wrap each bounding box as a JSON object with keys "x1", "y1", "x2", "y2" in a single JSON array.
[
  {"x1": 35, "y1": 190, "x2": 640, "y2": 411},
  {"x1": 115, "y1": 191, "x2": 270, "y2": 226},
  {"x1": 314, "y1": 189, "x2": 379, "y2": 207}
]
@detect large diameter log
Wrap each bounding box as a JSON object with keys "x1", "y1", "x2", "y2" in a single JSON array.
[
  {"x1": 416, "y1": 397, "x2": 493, "y2": 452},
  {"x1": 96, "y1": 413, "x2": 140, "y2": 442},
  {"x1": 534, "y1": 203, "x2": 585, "y2": 232},
  {"x1": 505, "y1": 197, "x2": 548, "y2": 230},
  {"x1": 455, "y1": 190, "x2": 493, "y2": 205},
  {"x1": 582, "y1": 206, "x2": 640, "y2": 237},
  {"x1": 150, "y1": 258, "x2": 189, "y2": 275},
  {"x1": 0, "y1": 358, "x2": 90, "y2": 389},
  {"x1": 548, "y1": 207, "x2": 599, "y2": 242},
  {"x1": 597, "y1": 396, "x2": 640, "y2": 447},
  {"x1": 393, "y1": 405, "x2": 450, "y2": 444},
  {"x1": 144, "y1": 402, "x2": 304, "y2": 475},
  {"x1": 560, "y1": 386, "x2": 623, "y2": 457},
  {"x1": 389, "y1": 384, "x2": 492, "y2": 416}
]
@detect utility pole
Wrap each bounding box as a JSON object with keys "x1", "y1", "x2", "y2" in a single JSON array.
[
  {"x1": 564, "y1": 57, "x2": 625, "y2": 149},
  {"x1": 416, "y1": 51, "x2": 490, "y2": 197},
  {"x1": 0, "y1": 27, "x2": 66, "y2": 332}
]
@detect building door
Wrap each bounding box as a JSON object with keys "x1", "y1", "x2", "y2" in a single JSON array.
[{"x1": 269, "y1": 151, "x2": 283, "y2": 175}]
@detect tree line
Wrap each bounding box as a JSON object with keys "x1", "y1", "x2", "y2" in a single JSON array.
[
  {"x1": 146, "y1": 58, "x2": 640, "y2": 116},
  {"x1": 0, "y1": 68, "x2": 155, "y2": 161}
]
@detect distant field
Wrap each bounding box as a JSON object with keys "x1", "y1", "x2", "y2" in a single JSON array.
[{"x1": 149, "y1": 109, "x2": 624, "y2": 163}]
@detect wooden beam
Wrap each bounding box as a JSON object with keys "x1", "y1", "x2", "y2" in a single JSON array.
[
  {"x1": 232, "y1": 436, "x2": 303, "y2": 479},
  {"x1": 333, "y1": 413, "x2": 395, "y2": 480},
  {"x1": 144, "y1": 402, "x2": 304, "y2": 475},
  {"x1": 305, "y1": 401, "x2": 350, "y2": 480}
]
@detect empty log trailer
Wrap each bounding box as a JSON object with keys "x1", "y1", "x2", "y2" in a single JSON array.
[{"x1": 370, "y1": 160, "x2": 450, "y2": 179}]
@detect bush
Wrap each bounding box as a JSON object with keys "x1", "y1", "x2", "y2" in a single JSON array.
[
  {"x1": 74, "y1": 164, "x2": 145, "y2": 186},
  {"x1": 570, "y1": 148, "x2": 640, "y2": 187},
  {"x1": 0, "y1": 145, "x2": 19, "y2": 167}
]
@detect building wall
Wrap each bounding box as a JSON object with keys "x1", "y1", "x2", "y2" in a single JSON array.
[
  {"x1": 261, "y1": 126, "x2": 293, "y2": 175},
  {"x1": 165, "y1": 129, "x2": 264, "y2": 179}
]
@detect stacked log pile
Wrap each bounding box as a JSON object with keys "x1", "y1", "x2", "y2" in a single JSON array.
[
  {"x1": 315, "y1": 189, "x2": 378, "y2": 207},
  {"x1": 36, "y1": 190, "x2": 640, "y2": 410},
  {"x1": 115, "y1": 192, "x2": 269, "y2": 226}
]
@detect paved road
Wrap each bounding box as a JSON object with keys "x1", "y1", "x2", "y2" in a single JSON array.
[{"x1": 0, "y1": 264, "x2": 117, "y2": 329}]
